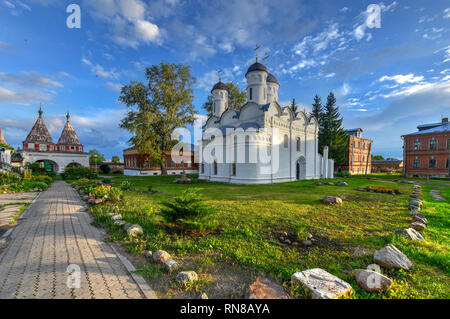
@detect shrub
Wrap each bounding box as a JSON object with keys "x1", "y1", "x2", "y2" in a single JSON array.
[
  {"x1": 62, "y1": 167, "x2": 98, "y2": 180},
  {"x1": 119, "y1": 181, "x2": 133, "y2": 190},
  {"x1": 91, "y1": 184, "x2": 123, "y2": 202},
  {"x1": 160, "y1": 188, "x2": 215, "y2": 222},
  {"x1": 99, "y1": 164, "x2": 111, "y2": 174},
  {"x1": 335, "y1": 171, "x2": 351, "y2": 177}
]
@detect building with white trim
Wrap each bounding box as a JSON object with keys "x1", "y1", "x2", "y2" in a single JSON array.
[{"x1": 199, "y1": 60, "x2": 334, "y2": 184}]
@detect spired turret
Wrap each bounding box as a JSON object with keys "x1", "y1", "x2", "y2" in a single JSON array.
[
  {"x1": 245, "y1": 61, "x2": 268, "y2": 105},
  {"x1": 57, "y1": 112, "x2": 84, "y2": 153},
  {"x1": 211, "y1": 81, "x2": 228, "y2": 118},
  {"x1": 23, "y1": 107, "x2": 55, "y2": 152}
]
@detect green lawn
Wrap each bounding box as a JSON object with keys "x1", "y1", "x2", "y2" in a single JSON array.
[{"x1": 88, "y1": 174, "x2": 450, "y2": 299}]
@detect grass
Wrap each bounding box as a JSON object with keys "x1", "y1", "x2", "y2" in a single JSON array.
[
  {"x1": 86, "y1": 173, "x2": 450, "y2": 299},
  {"x1": 0, "y1": 202, "x2": 30, "y2": 225}
]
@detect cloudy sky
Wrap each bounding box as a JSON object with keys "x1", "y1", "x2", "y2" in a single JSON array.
[{"x1": 0, "y1": 0, "x2": 449, "y2": 160}]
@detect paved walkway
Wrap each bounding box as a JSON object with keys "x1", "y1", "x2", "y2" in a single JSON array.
[
  {"x1": 0, "y1": 204, "x2": 24, "y2": 228},
  {"x1": 0, "y1": 181, "x2": 149, "y2": 299}
]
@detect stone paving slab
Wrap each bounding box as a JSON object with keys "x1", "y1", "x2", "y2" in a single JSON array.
[
  {"x1": 0, "y1": 192, "x2": 39, "y2": 205},
  {"x1": 0, "y1": 181, "x2": 150, "y2": 299},
  {"x1": 0, "y1": 205, "x2": 24, "y2": 228}
]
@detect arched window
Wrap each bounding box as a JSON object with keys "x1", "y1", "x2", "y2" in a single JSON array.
[
  {"x1": 284, "y1": 134, "x2": 289, "y2": 148},
  {"x1": 296, "y1": 137, "x2": 301, "y2": 152}
]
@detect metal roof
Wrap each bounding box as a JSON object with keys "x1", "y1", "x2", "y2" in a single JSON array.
[
  {"x1": 403, "y1": 122, "x2": 450, "y2": 136},
  {"x1": 245, "y1": 62, "x2": 268, "y2": 76}
]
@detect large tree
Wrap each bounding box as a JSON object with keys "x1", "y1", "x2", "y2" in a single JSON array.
[
  {"x1": 322, "y1": 92, "x2": 348, "y2": 166},
  {"x1": 119, "y1": 62, "x2": 196, "y2": 175},
  {"x1": 202, "y1": 82, "x2": 246, "y2": 117},
  {"x1": 89, "y1": 149, "x2": 106, "y2": 164},
  {"x1": 310, "y1": 94, "x2": 326, "y2": 152},
  {"x1": 111, "y1": 156, "x2": 121, "y2": 164}
]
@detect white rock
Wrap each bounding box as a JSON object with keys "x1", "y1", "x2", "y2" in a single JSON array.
[
  {"x1": 366, "y1": 264, "x2": 382, "y2": 274},
  {"x1": 410, "y1": 222, "x2": 426, "y2": 231},
  {"x1": 354, "y1": 269, "x2": 392, "y2": 292},
  {"x1": 291, "y1": 268, "x2": 353, "y2": 299},
  {"x1": 322, "y1": 196, "x2": 343, "y2": 205},
  {"x1": 114, "y1": 220, "x2": 126, "y2": 226},
  {"x1": 374, "y1": 244, "x2": 412, "y2": 270},
  {"x1": 395, "y1": 228, "x2": 424, "y2": 241},
  {"x1": 164, "y1": 259, "x2": 180, "y2": 272},
  {"x1": 176, "y1": 271, "x2": 198, "y2": 285},
  {"x1": 153, "y1": 250, "x2": 171, "y2": 263},
  {"x1": 111, "y1": 214, "x2": 122, "y2": 221},
  {"x1": 127, "y1": 224, "x2": 143, "y2": 237}
]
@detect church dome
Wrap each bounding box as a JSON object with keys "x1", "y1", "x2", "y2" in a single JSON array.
[
  {"x1": 267, "y1": 73, "x2": 279, "y2": 85},
  {"x1": 24, "y1": 107, "x2": 55, "y2": 144},
  {"x1": 57, "y1": 113, "x2": 81, "y2": 146},
  {"x1": 245, "y1": 62, "x2": 268, "y2": 76},
  {"x1": 211, "y1": 81, "x2": 228, "y2": 93}
]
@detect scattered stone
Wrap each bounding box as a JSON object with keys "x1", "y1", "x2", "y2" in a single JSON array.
[
  {"x1": 176, "y1": 271, "x2": 198, "y2": 285},
  {"x1": 336, "y1": 182, "x2": 348, "y2": 186},
  {"x1": 316, "y1": 181, "x2": 325, "y2": 185},
  {"x1": 153, "y1": 250, "x2": 171, "y2": 263},
  {"x1": 354, "y1": 269, "x2": 392, "y2": 292},
  {"x1": 301, "y1": 240, "x2": 312, "y2": 247},
  {"x1": 111, "y1": 214, "x2": 122, "y2": 221},
  {"x1": 429, "y1": 190, "x2": 446, "y2": 201},
  {"x1": 197, "y1": 293, "x2": 208, "y2": 299},
  {"x1": 292, "y1": 242, "x2": 299, "y2": 246},
  {"x1": 410, "y1": 222, "x2": 426, "y2": 231},
  {"x1": 395, "y1": 228, "x2": 424, "y2": 241},
  {"x1": 412, "y1": 215, "x2": 427, "y2": 224},
  {"x1": 114, "y1": 220, "x2": 126, "y2": 226},
  {"x1": 285, "y1": 239, "x2": 292, "y2": 245},
  {"x1": 409, "y1": 211, "x2": 425, "y2": 218},
  {"x1": 408, "y1": 204, "x2": 420, "y2": 211},
  {"x1": 357, "y1": 188, "x2": 367, "y2": 192},
  {"x1": 127, "y1": 224, "x2": 143, "y2": 237},
  {"x1": 144, "y1": 250, "x2": 153, "y2": 259},
  {"x1": 93, "y1": 198, "x2": 103, "y2": 205},
  {"x1": 246, "y1": 278, "x2": 290, "y2": 299},
  {"x1": 322, "y1": 196, "x2": 343, "y2": 205},
  {"x1": 124, "y1": 223, "x2": 133, "y2": 231},
  {"x1": 164, "y1": 259, "x2": 180, "y2": 272},
  {"x1": 373, "y1": 244, "x2": 412, "y2": 270},
  {"x1": 291, "y1": 268, "x2": 353, "y2": 299},
  {"x1": 366, "y1": 264, "x2": 382, "y2": 274},
  {"x1": 410, "y1": 199, "x2": 422, "y2": 207}
]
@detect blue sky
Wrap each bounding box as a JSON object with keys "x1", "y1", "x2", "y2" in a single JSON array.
[{"x1": 0, "y1": 0, "x2": 449, "y2": 160}]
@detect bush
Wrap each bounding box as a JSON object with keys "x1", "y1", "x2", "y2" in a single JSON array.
[
  {"x1": 99, "y1": 164, "x2": 111, "y2": 174},
  {"x1": 91, "y1": 184, "x2": 123, "y2": 202},
  {"x1": 119, "y1": 180, "x2": 133, "y2": 190},
  {"x1": 62, "y1": 167, "x2": 98, "y2": 180},
  {"x1": 160, "y1": 188, "x2": 215, "y2": 222},
  {"x1": 335, "y1": 171, "x2": 351, "y2": 177}
]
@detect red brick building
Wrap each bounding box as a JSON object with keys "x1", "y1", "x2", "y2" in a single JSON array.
[
  {"x1": 335, "y1": 128, "x2": 372, "y2": 175},
  {"x1": 123, "y1": 145, "x2": 199, "y2": 176},
  {"x1": 402, "y1": 118, "x2": 450, "y2": 178},
  {"x1": 371, "y1": 160, "x2": 403, "y2": 173}
]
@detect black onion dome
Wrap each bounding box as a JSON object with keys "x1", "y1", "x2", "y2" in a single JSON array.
[
  {"x1": 211, "y1": 81, "x2": 228, "y2": 93},
  {"x1": 267, "y1": 73, "x2": 279, "y2": 85},
  {"x1": 245, "y1": 62, "x2": 268, "y2": 76}
]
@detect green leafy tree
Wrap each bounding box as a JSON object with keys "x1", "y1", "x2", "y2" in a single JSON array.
[
  {"x1": 89, "y1": 149, "x2": 106, "y2": 164},
  {"x1": 322, "y1": 92, "x2": 348, "y2": 165},
  {"x1": 120, "y1": 61, "x2": 196, "y2": 175},
  {"x1": 111, "y1": 156, "x2": 121, "y2": 164},
  {"x1": 202, "y1": 82, "x2": 246, "y2": 117},
  {"x1": 372, "y1": 155, "x2": 385, "y2": 161}
]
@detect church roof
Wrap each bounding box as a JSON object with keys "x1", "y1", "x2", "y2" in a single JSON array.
[
  {"x1": 246, "y1": 62, "x2": 268, "y2": 76},
  {"x1": 211, "y1": 81, "x2": 228, "y2": 92},
  {"x1": 57, "y1": 113, "x2": 81, "y2": 145},
  {"x1": 0, "y1": 127, "x2": 8, "y2": 145},
  {"x1": 267, "y1": 73, "x2": 279, "y2": 85},
  {"x1": 24, "y1": 108, "x2": 55, "y2": 144}
]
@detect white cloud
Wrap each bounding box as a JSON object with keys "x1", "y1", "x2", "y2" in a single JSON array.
[
  {"x1": 82, "y1": 58, "x2": 118, "y2": 79},
  {"x1": 84, "y1": 0, "x2": 161, "y2": 48},
  {"x1": 0, "y1": 86, "x2": 53, "y2": 105},
  {"x1": 105, "y1": 82, "x2": 123, "y2": 92},
  {"x1": 443, "y1": 8, "x2": 450, "y2": 19},
  {"x1": 379, "y1": 74, "x2": 424, "y2": 84},
  {"x1": 0, "y1": 71, "x2": 63, "y2": 88}
]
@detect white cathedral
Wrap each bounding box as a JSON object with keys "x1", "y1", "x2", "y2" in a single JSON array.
[{"x1": 198, "y1": 60, "x2": 334, "y2": 184}]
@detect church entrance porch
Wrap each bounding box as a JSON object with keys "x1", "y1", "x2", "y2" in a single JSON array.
[{"x1": 296, "y1": 157, "x2": 306, "y2": 180}]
